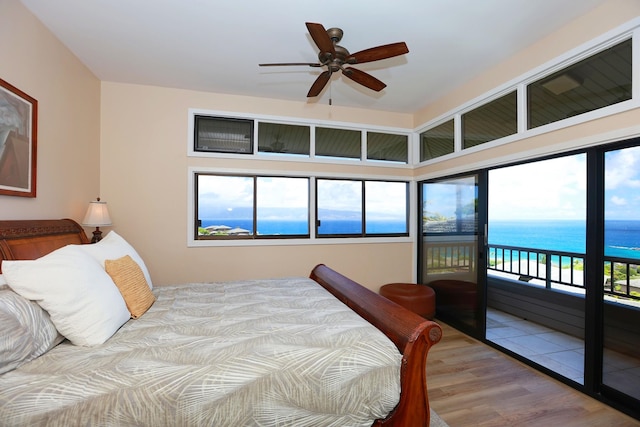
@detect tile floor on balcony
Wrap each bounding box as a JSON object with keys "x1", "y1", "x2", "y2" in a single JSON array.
[
  {"x1": 486, "y1": 308, "x2": 585, "y2": 383},
  {"x1": 486, "y1": 307, "x2": 640, "y2": 399}
]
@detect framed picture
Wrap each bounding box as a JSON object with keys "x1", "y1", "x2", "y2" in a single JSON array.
[{"x1": 0, "y1": 78, "x2": 37, "y2": 197}]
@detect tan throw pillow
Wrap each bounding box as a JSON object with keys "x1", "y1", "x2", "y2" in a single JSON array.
[{"x1": 105, "y1": 255, "x2": 155, "y2": 319}]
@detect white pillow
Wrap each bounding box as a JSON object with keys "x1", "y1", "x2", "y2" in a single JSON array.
[
  {"x1": 2, "y1": 245, "x2": 130, "y2": 347},
  {"x1": 77, "y1": 231, "x2": 153, "y2": 289}
]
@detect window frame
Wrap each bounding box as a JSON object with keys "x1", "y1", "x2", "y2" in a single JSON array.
[
  {"x1": 194, "y1": 173, "x2": 311, "y2": 241},
  {"x1": 315, "y1": 177, "x2": 410, "y2": 238},
  {"x1": 188, "y1": 109, "x2": 412, "y2": 166},
  {"x1": 188, "y1": 167, "x2": 414, "y2": 247}
]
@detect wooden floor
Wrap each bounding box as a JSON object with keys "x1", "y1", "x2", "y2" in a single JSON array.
[{"x1": 426, "y1": 321, "x2": 640, "y2": 427}]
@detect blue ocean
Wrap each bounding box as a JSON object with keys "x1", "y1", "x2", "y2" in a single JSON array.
[
  {"x1": 202, "y1": 218, "x2": 640, "y2": 260},
  {"x1": 200, "y1": 219, "x2": 407, "y2": 235},
  {"x1": 489, "y1": 219, "x2": 640, "y2": 260}
]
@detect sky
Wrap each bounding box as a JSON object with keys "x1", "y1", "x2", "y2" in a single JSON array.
[
  {"x1": 604, "y1": 145, "x2": 640, "y2": 220},
  {"x1": 489, "y1": 154, "x2": 586, "y2": 221},
  {"x1": 488, "y1": 146, "x2": 640, "y2": 221},
  {"x1": 197, "y1": 175, "x2": 407, "y2": 221}
]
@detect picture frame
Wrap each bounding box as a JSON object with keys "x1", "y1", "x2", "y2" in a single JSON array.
[{"x1": 0, "y1": 78, "x2": 37, "y2": 197}]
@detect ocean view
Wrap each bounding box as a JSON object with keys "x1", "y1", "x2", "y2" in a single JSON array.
[
  {"x1": 201, "y1": 218, "x2": 640, "y2": 260},
  {"x1": 200, "y1": 219, "x2": 407, "y2": 235},
  {"x1": 489, "y1": 219, "x2": 640, "y2": 260}
]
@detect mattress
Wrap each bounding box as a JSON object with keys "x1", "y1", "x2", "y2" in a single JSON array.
[{"x1": 0, "y1": 277, "x2": 402, "y2": 426}]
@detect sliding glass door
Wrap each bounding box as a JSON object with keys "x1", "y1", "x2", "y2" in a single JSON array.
[
  {"x1": 602, "y1": 144, "x2": 640, "y2": 404},
  {"x1": 486, "y1": 154, "x2": 587, "y2": 384},
  {"x1": 419, "y1": 141, "x2": 640, "y2": 419},
  {"x1": 418, "y1": 173, "x2": 485, "y2": 336}
]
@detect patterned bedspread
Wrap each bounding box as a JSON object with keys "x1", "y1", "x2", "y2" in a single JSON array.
[{"x1": 0, "y1": 277, "x2": 402, "y2": 426}]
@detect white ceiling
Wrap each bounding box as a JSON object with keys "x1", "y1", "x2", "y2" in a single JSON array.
[{"x1": 21, "y1": 0, "x2": 608, "y2": 114}]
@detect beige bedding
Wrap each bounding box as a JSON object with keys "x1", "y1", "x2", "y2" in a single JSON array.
[{"x1": 0, "y1": 277, "x2": 402, "y2": 426}]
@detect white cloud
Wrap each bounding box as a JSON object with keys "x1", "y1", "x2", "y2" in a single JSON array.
[
  {"x1": 489, "y1": 154, "x2": 586, "y2": 220},
  {"x1": 610, "y1": 195, "x2": 627, "y2": 206},
  {"x1": 605, "y1": 146, "x2": 640, "y2": 189}
]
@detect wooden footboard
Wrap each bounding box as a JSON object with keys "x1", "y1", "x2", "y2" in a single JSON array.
[{"x1": 309, "y1": 264, "x2": 443, "y2": 427}]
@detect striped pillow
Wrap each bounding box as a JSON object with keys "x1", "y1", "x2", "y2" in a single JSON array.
[{"x1": 0, "y1": 286, "x2": 64, "y2": 374}]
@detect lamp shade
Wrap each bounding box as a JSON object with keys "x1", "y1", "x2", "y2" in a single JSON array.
[{"x1": 82, "y1": 199, "x2": 112, "y2": 227}]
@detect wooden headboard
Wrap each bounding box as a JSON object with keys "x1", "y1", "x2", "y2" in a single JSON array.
[{"x1": 0, "y1": 219, "x2": 89, "y2": 273}]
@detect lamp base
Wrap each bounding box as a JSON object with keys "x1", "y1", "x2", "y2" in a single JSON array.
[{"x1": 91, "y1": 227, "x2": 103, "y2": 243}]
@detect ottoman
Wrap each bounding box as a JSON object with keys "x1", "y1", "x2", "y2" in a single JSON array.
[
  {"x1": 428, "y1": 279, "x2": 478, "y2": 315},
  {"x1": 379, "y1": 283, "x2": 436, "y2": 319}
]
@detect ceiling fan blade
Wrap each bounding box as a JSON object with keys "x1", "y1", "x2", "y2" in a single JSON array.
[
  {"x1": 342, "y1": 67, "x2": 386, "y2": 92},
  {"x1": 259, "y1": 62, "x2": 322, "y2": 67},
  {"x1": 307, "y1": 70, "x2": 332, "y2": 97},
  {"x1": 306, "y1": 22, "x2": 335, "y2": 56},
  {"x1": 348, "y1": 42, "x2": 409, "y2": 64}
]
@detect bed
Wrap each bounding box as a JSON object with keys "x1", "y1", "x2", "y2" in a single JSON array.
[{"x1": 0, "y1": 218, "x2": 442, "y2": 426}]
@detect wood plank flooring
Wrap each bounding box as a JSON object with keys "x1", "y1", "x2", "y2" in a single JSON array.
[{"x1": 426, "y1": 321, "x2": 640, "y2": 427}]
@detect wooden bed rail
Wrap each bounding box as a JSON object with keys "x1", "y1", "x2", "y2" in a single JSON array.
[{"x1": 309, "y1": 264, "x2": 443, "y2": 426}]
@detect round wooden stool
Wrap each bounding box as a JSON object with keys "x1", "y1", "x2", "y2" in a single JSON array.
[{"x1": 379, "y1": 283, "x2": 436, "y2": 319}]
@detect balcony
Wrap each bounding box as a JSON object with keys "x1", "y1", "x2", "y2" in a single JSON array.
[{"x1": 487, "y1": 244, "x2": 640, "y2": 304}]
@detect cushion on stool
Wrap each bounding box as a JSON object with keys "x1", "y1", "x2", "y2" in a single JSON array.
[
  {"x1": 428, "y1": 280, "x2": 477, "y2": 313},
  {"x1": 379, "y1": 283, "x2": 436, "y2": 319}
]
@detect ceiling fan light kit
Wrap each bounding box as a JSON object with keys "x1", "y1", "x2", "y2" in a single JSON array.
[{"x1": 259, "y1": 22, "x2": 408, "y2": 98}]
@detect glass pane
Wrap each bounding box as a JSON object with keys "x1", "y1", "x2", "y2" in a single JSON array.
[
  {"x1": 256, "y1": 176, "x2": 309, "y2": 236},
  {"x1": 194, "y1": 116, "x2": 253, "y2": 154},
  {"x1": 365, "y1": 181, "x2": 408, "y2": 234},
  {"x1": 315, "y1": 127, "x2": 361, "y2": 159},
  {"x1": 197, "y1": 174, "x2": 254, "y2": 237},
  {"x1": 316, "y1": 179, "x2": 362, "y2": 235},
  {"x1": 366, "y1": 132, "x2": 408, "y2": 163},
  {"x1": 420, "y1": 119, "x2": 454, "y2": 161},
  {"x1": 487, "y1": 154, "x2": 586, "y2": 384},
  {"x1": 528, "y1": 38, "x2": 632, "y2": 129},
  {"x1": 423, "y1": 176, "x2": 478, "y2": 234},
  {"x1": 463, "y1": 91, "x2": 517, "y2": 149},
  {"x1": 420, "y1": 175, "x2": 479, "y2": 331},
  {"x1": 603, "y1": 145, "x2": 640, "y2": 401},
  {"x1": 258, "y1": 122, "x2": 310, "y2": 156}
]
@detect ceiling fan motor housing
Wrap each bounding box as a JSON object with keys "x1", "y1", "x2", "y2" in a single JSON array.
[{"x1": 319, "y1": 45, "x2": 350, "y2": 72}]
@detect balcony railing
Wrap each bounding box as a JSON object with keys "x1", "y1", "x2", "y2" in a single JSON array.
[{"x1": 487, "y1": 244, "x2": 640, "y2": 302}]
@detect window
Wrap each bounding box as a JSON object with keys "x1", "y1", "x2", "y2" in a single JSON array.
[
  {"x1": 487, "y1": 154, "x2": 587, "y2": 291},
  {"x1": 258, "y1": 122, "x2": 310, "y2": 156},
  {"x1": 365, "y1": 181, "x2": 409, "y2": 234},
  {"x1": 462, "y1": 91, "x2": 517, "y2": 149},
  {"x1": 194, "y1": 116, "x2": 253, "y2": 154},
  {"x1": 528, "y1": 38, "x2": 632, "y2": 129},
  {"x1": 367, "y1": 132, "x2": 408, "y2": 163},
  {"x1": 315, "y1": 127, "x2": 361, "y2": 160},
  {"x1": 316, "y1": 178, "x2": 408, "y2": 237},
  {"x1": 195, "y1": 174, "x2": 309, "y2": 239},
  {"x1": 420, "y1": 119, "x2": 455, "y2": 161}
]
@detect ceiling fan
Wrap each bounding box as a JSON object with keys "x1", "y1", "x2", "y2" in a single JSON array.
[{"x1": 259, "y1": 22, "x2": 409, "y2": 98}]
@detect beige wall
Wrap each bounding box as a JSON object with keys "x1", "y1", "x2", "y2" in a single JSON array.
[
  {"x1": 0, "y1": 0, "x2": 101, "y2": 226},
  {"x1": 100, "y1": 83, "x2": 415, "y2": 290}
]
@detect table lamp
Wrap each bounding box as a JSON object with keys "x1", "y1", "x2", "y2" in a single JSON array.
[{"x1": 82, "y1": 197, "x2": 112, "y2": 243}]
